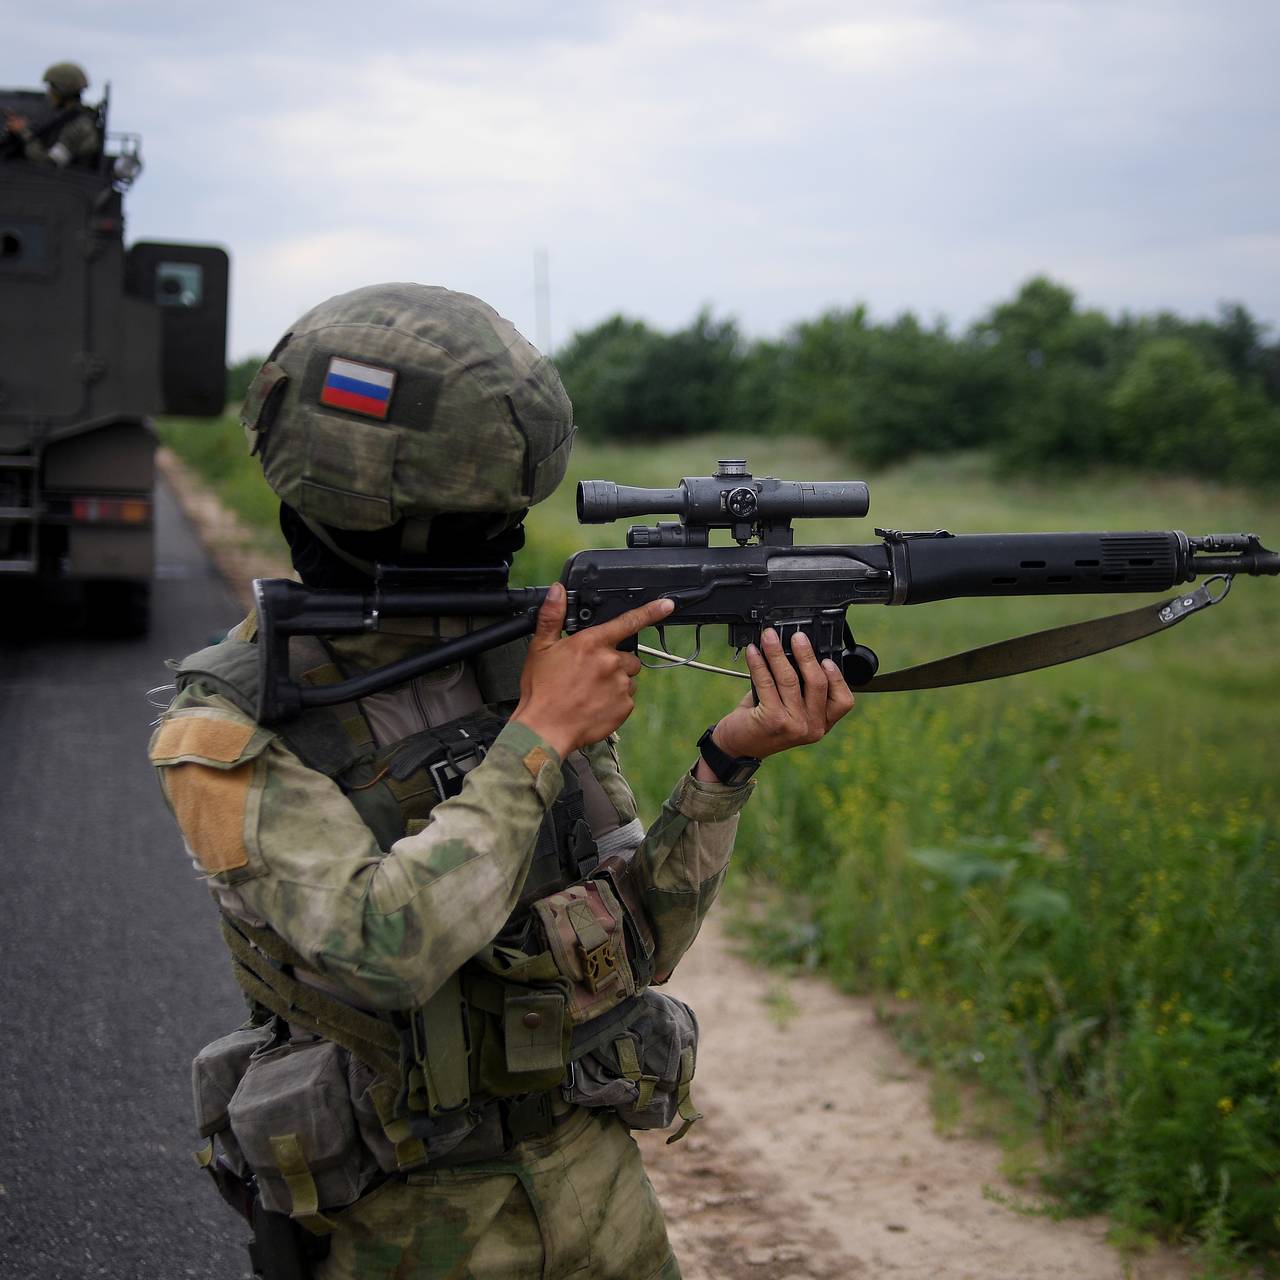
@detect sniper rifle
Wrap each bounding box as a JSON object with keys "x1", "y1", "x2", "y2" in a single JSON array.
[{"x1": 252, "y1": 459, "x2": 1279, "y2": 724}]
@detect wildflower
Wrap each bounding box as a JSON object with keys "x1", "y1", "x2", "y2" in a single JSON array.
[
  {"x1": 1178, "y1": 1011, "x2": 1193, "y2": 1025},
  {"x1": 1217, "y1": 1097, "x2": 1234, "y2": 1115}
]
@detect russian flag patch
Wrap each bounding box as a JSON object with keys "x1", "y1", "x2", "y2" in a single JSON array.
[{"x1": 319, "y1": 356, "x2": 397, "y2": 420}]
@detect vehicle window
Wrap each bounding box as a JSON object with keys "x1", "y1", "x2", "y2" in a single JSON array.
[{"x1": 156, "y1": 261, "x2": 203, "y2": 306}]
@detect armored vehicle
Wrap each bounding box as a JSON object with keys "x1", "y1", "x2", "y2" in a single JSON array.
[{"x1": 0, "y1": 85, "x2": 228, "y2": 633}]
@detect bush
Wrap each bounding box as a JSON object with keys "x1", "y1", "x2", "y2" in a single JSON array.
[{"x1": 556, "y1": 310, "x2": 742, "y2": 440}]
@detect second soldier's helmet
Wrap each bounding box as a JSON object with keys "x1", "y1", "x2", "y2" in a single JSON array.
[
  {"x1": 43, "y1": 62, "x2": 89, "y2": 98},
  {"x1": 241, "y1": 283, "x2": 574, "y2": 571}
]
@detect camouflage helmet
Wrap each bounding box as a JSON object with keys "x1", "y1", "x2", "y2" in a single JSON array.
[
  {"x1": 241, "y1": 283, "x2": 574, "y2": 555},
  {"x1": 43, "y1": 62, "x2": 89, "y2": 98}
]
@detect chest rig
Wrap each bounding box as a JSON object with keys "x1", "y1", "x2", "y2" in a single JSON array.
[{"x1": 176, "y1": 631, "x2": 654, "y2": 1163}]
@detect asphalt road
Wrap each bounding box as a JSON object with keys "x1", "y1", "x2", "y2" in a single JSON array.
[{"x1": 0, "y1": 482, "x2": 256, "y2": 1279}]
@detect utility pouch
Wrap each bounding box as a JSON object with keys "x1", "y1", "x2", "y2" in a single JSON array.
[
  {"x1": 346, "y1": 1054, "x2": 479, "y2": 1171},
  {"x1": 228, "y1": 1036, "x2": 377, "y2": 1227},
  {"x1": 192, "y1": 1023, "x2": 275, "y2": 1179},
  {"x1": 566, "y1": 989, "x2": 703, "y2": 1142},
  {"x1": 532, "y1": 880, "x2": 636, "y2": 1024}
]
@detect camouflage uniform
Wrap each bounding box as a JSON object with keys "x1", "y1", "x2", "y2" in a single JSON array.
[
  {"x1": 152, "y1": 285, "x2": 754, "y2": 1278},
  {"x1": 319, "y1": 1110, "x2": 678, "y2": 1279},
  {"x1": 20, "y1": 107, "x2": 99, "y2": 168}
]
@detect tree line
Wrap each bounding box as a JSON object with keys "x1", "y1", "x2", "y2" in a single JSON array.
[{"x1": 554, "y1": 277, "x2": 1280, "y2": 483}]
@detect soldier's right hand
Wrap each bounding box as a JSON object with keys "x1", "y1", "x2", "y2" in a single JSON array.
[{"x1": 510, "y1": 583, "x2": 674, "y2": 758}]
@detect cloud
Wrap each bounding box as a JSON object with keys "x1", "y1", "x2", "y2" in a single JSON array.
[{"x1": 7, "y1": 0, "x2": 1278, "y2": 356}]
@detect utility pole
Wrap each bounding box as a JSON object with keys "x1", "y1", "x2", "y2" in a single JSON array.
[{"x1": 533, "y1": 248, "x2": 551, "y2": 355}]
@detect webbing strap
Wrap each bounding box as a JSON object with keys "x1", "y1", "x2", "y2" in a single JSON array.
[
  {"x1": 219, "y1": 917, "x2": 402, "y2": 1082},
  {"x1": 666, "y1": 1045, "x2": 702, "y2": 1145},
  {"x1": 268, "y1": 1133, "x2": 335, "y2": 1234},
  {"x1": 406, "y1": 973, "x2": 471, "y2": 1116},
  {"x1": 567, "y1": 899, "x2": 609, "y2": 953},
  {"x1": 614, "y1": 1036, "x2": 658, "y2": 1110},
  {"x1": 860, "y1": 581, "x2": 1227, "y2": 693},
  {"x1": 614, "y1": 1035, "x2": 640, "y2": 1079},
  {"x1": 368, "y1": 1080, "x2": 429, "y2": 1171}
]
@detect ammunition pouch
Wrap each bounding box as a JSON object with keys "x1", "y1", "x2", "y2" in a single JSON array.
[
  {"x1": 565, "y1": 988, "x2": 702, "y2": 1141},
  {"x1": 193, "y1": 1026, "x2": 335, "y2": 1275},
  {"x1": 532, "y1": 880, "x2": 637, "y2": 1024},
  {"x1": 226, "y1": 1034, "x2": 380, "y2": 1228},
  {"x1": 193, "y1": 1022, "x2": 276, "y2": 1182}
]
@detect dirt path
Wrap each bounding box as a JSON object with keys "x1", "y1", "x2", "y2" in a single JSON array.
[
  {"x1": 157, "y1": 447, "x2": 293, "y2": 609},
  {"x1": 162, "y1": 452, "x2": 1193, "y2": 1280},
  {"x1": 637, "y1": 914, "x2": 1192, "y2": 1279}
]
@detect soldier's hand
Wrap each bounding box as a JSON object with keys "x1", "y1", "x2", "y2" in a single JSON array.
[
  {"x1": 510, "y1": 583, "x2": 675, "y2": 759},
  {"x1": 5, "y1": 112, "x2": 27, "y2": 135},
  {"x1": 702, "y1": 628, "x2": 855, "y2": 770}
]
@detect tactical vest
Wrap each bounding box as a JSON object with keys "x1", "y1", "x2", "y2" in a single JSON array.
[{"x1": 176, "y1": 631, "x2": 656, "y2": 1164}]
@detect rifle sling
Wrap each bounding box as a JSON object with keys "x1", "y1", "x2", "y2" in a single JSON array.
[{"x1": 859, "y1": 580, "x2": 1226, "y2": 693}]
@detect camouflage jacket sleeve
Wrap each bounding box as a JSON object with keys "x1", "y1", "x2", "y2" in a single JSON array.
[
  {"x1": 150, "y1": 683, "x2": 566, "y2": 1011},
  {"x1": 24, "y1": 114, "x2": 99, "y2": 166},
  {"x1": 579, "y1": 735, "x2": 754, "y2": 982}
]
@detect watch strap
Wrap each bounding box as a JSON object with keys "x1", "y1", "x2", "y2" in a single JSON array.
[{"x1": 696, "y1": 725, "x2": 760, "y2": 786}]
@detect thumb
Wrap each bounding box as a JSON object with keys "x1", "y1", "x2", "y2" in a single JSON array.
[{"x1": 532, "y1": 582, "x2": 567, "y2": 648}]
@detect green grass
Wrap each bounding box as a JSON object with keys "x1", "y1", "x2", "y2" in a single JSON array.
[
  {"x1": 161, "y1": 418, "x2": 1280, "y2": 1266},
  {"x1": 156, "y1": 416, "x2": 286, "y2": 553}
]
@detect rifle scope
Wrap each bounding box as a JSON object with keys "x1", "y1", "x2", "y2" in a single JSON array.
[{"x1": 578, "y1": 461, "x2": 870, "y2": 526}]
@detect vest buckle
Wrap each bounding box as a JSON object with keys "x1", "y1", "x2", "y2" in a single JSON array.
[
  {"x1": 429, "y1": 741, "x2": 488, "y2": 800},
  {"x1": 581, "y1": 939, "x2": 620, "y2": 993}
]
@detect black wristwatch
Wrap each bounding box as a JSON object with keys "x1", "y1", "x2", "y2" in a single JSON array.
[{"x1": 696, "y1": 725, "x2": 761, "y2": 786}]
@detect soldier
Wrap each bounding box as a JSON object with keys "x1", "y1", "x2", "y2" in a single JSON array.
[
  {"x1": 151, "y1": 283, "x2": 854, "y2": 1279},
  {"x1": 4, "y1": 61, "x2": 100, "y2": 168}
]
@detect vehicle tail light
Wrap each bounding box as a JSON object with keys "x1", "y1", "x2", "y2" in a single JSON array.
[{"x1": 70, "y1": 497, "x2": 152, "y2": 524}]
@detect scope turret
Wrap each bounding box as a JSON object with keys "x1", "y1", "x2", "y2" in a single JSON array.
[{"x1": 577, "y1": 459, "x2": 870, "y2": 530}]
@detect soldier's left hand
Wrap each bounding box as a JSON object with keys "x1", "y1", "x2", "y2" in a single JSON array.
[
  {"x1": 4, "y1": 112, "x2": 27, "y2": 134},
  {"x1": 709, "y1": 628, "x2": 854, "y2": 761}
]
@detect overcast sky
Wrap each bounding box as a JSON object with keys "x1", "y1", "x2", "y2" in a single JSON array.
[{"x1": 7, "y1": 0, "x2": 1279, "y2": 359}]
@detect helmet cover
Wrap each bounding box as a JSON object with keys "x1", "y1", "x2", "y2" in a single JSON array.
[
  {"x1": 242, "y1": 283, "x2": 574, "y2": 534},
  {"x1": 43, "y1": 62, "x2": 89, "y2": 97}
]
